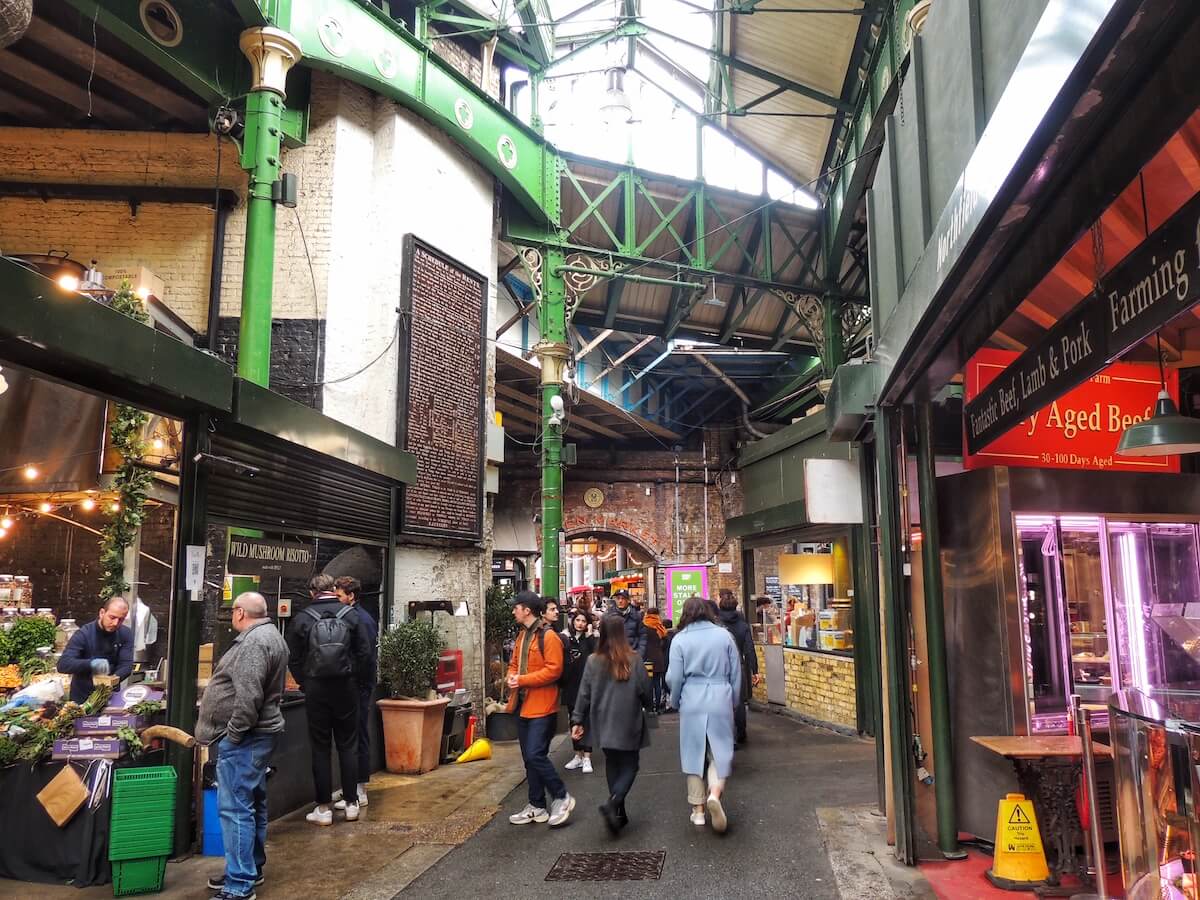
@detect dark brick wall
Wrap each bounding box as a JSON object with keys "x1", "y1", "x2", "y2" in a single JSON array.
[
  {"x1": 0, "y1": 503, "x2": 175, "y2": 658},
  {"x1": 497, "y1": 426, "x2": 745, "y2": 596},
  {"x1": 210, "y1": 317, "x2": 326, "y2": 410}
]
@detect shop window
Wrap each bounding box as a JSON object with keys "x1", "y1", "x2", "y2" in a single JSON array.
[{"x1": 752, "y1": 535, "x2": 854, "y2": 654}]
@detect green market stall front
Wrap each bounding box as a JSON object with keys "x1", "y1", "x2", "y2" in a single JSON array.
[
  {"x1": 0, "y1": 258, "x2": 415, "y2": 881},
  {"x1": 726, "y1": 412, "x2": 877, "y2": 737}
]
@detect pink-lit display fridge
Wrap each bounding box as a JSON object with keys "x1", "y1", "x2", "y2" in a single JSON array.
[{"x1": 937, "y1": 466, "x2": 1200, "y2": 841}]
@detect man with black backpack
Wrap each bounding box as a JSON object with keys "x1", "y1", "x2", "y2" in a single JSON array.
[{"x1": 287, "y1": 573, "x2": 372, "y2": 827}]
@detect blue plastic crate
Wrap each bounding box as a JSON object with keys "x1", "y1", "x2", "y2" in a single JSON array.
[{"x1": 201, "y1": 789, "x2": 223, "y2": 857}]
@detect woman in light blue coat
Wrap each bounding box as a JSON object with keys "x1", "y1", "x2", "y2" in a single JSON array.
[{"x1": 665, "y1": 596, "x2": 742, "y2": 832}]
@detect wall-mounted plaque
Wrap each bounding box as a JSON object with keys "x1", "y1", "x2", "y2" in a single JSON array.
[{"x1": 397, "y1": 236, "x2": 487, "y2": 542}]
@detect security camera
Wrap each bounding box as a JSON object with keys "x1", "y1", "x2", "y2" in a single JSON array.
[
  {"x1": 550, "y1": 394, "x2": 565, "y2": 414},
  {"x1": 212, "y1": 105, "x2": 243, "y2": 138},
  {"x1": 548, "y1": 412, "x2": 564, "y2": 428}
]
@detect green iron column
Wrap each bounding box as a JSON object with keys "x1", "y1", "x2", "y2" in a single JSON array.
[
  {"x1": 875, "y1": 406, "x2": 917, "y2": 864},
  {"x1": 915, "y1": 402, "x2": 965, "y2": 859},
  {"x1": 823, "y1": 294, "x2": 845, "y2": 375},
  {"x1": 537, "y1": 248, "x2": 570, "y2": 600},
  {"x1": 237, "y1": 27, "x2": 302, "y2": 386}
]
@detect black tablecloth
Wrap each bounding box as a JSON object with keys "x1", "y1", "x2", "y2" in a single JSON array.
[{"x1": 0, "y1": 760, "x2": 113, "y2": 887}]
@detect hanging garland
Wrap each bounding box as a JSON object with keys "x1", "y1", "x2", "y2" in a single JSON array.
[{"x1": 98, "y1": 283, "x2": 155, "y2": 601}]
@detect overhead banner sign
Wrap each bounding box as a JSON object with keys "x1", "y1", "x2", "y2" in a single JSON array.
[
  {"x1": 963, "y1": 349, "x2": 1179, "y2": 473},
  {"x1": 226, "y1": 536, "x2": 315, "y2": 580},
  {"x1": 965, "y1": 189, "x2": 1200, "y2": 454}
]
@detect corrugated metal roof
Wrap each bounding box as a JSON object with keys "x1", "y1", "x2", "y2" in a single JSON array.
[{"x1": 724, "y1": 0, "x2": 866, "y2": 183}]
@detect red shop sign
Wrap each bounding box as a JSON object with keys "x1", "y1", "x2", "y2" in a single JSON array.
[{"x1": 963, "y1": 348, "x2": 1180, "y2": 473}]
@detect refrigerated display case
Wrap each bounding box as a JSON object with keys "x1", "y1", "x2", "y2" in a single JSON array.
[{"x1": 939, "y1": 466, "x2": 1200, "y2": 841}]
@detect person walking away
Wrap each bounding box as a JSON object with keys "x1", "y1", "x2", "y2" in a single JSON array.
[
  {"x1": 641, "y1": 607, "x2": 668, "y2": 713},
  {"x1": 605, "y1": 589, "x2": 647, "y2": 657},
  {"x1": 561, "y1": 609, "x2": 596, "y2": 774},
  {"x1": 505, "y1": 591, "x2": 574, "y2": 826},
  {"x1": 57, "y1": 597, "x2": 134, "y2": 703},
  {"x1": 334, "y1": 576, "x2": 376, "y2": 809},
  {"x1": 717, "y1": 590, "x2": 759, "y2": 745},
  {"x1": 287, "y1": 574, "x2": 371, "y2": 826},
  {"x1": 666, "y1": 597, "x2": 741, "y2": 833},
  {"x1": 197, "y1": 592, "x2": 288, "y2": 900},
  {"x1": 571, "y1": 616, "x2": 652, "y2": 834}
]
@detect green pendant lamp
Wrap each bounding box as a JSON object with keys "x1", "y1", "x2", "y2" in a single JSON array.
[{"x1": 1116, "y1": 334, "x2": 1200, "y2": 456}]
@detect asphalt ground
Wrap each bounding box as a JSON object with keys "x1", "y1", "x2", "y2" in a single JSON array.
[{"x1": 403, "y1": 708, "x2": 879, "y2": 899}]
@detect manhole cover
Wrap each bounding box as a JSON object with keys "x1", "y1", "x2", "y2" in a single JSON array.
[{"x1": 545, "y1": 850, "x2": 666, "y2": 882}]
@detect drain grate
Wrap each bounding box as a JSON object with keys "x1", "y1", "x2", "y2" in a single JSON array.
[{"x1": 545, "y1": 850, "x2": 666, "y2": 882}]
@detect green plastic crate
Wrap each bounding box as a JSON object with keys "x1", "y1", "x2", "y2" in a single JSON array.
[
  {"x1": 112, "y1": 855, "x2": 166, "y2": 897},
  {"x1": 110, "y1": 767, "x2": 177, "y2": 862}
]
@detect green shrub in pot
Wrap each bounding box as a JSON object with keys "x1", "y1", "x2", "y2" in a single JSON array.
[{"x1": 378, "y1": 618, "x2": 445, "y2": 700}]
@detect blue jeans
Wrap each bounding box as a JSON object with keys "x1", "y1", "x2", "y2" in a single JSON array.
[
  {"x1": 217, "y1": 732, "x2": 277, "y2": 897},
  {"x1": 516, "y1": 714, "x2": 565, "y2": 809},
  {"x1": 651, "y1": 673, "x2": 665, "y2": 709}
]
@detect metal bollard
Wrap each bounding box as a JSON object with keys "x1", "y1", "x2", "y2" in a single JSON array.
[{"x1": 1071, "y1": 706, "x2": 1109, "y2": 900}]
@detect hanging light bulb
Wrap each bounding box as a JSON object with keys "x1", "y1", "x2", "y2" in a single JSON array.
[
  {"x1": 0, "y1": 365, "x2": 7, "y2": 399},
  {"x1": 110, "y1": 501, "x2": 121, "y2": 513},
  {"x1": 1117, "y1": 334, "x2": 1200, "y2": 456},
  {"x1": 22, "y1": 465, "x2": 38, "y2": 481},
  {"x1": 600, "y1": 67, "x2": 633, "y2": 125},
  {"x1": 38, "y1": 501, "x2": 52, "y2": 514},
  {"x1": 57, "y1": 273, "x2": 80, "y2": 292},
  {"x1": 0, "y1": 516, "x2": 12, "y2": 530},
  {"x1": 80, "y1": 497, "x2": 96, "y2": 512},
  {"x1": 152, "y1": 437, "x2": 165, "y2": 452},
  {"x1": 0, "y1": 529, "x2": 6, "y2": 539}
]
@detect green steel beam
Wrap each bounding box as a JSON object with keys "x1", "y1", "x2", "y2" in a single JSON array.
[
  {"x1": 283, "y1": 0, "x2": 557, "y2": 224},
  {"x1": 515, "y1": 0, "x2": 555, "y2": 66},
  {"x1": 540, "y1": 248, "x2": 568, "y2": 600}
]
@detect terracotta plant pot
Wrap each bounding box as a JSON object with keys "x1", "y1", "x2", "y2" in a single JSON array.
[{"x1": 377, "y1": 697, "x2": 450, "y2": 774}]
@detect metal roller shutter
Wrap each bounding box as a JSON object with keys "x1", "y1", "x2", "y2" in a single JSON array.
[{"x1": 206, "y1": 431, "x2": 393, "y2": 545}]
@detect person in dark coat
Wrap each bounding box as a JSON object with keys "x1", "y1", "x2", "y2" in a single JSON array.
[
  {"x1": 717, "y1": 590, "x2": 758, "y2": 745},
  {"x1": 604, "y1": 589, "x2": 647, "y2": 656},
  {"x1": 571, "y1": 616, "x2": 652, "y2": 834},
  {"x1": 641, "y1": 607, "x2": 668, "y2": 712},
  {"x1": 661, "y1": 619, "x2": 676, "y2": 712},
  {"x1": 561, "y1": 609, "x2": 596, "y2": 774},
  {"x1": 334, "y1": 576, "x2": 377, "y2": 810},
  {"x1": 58, "y1": 597, "x2": 134, "y2": 703}
]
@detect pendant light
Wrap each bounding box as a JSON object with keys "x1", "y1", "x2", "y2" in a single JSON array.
[
  {"x1": 1116, "y1": 334, "x2": 1200, "y2": 456},
  {"x1": 1116, "y1": 175, "x2": 1200, "y2": 456}
]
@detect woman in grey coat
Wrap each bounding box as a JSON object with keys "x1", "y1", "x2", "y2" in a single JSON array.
[
  {"x1": 665, "y1": 596, "x2": 741, "y2": 833},
  {"x1": 571, "y1": 616, "x2": 653, "y2": 834}
]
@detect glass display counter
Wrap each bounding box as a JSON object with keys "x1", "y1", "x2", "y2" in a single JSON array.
[{"x1": 1109, "y1": 688, "x2": 1200, "y2": 900}]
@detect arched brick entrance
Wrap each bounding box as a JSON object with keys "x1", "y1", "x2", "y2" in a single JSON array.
[{"x1": 562, "y1": 525, "x2": 659, "y2": 563}]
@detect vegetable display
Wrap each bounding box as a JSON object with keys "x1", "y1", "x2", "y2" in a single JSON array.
[{"x1": 2, "y1": 618, "x2": 57, "y2": 666}]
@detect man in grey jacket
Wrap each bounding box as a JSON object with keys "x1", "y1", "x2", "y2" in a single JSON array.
[{"x1": 196, "y1": 592, "x2": 288, "y2": 900}]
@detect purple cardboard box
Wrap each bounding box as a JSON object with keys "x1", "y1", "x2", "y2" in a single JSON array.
[
  {"x1": 73, "y1": 714, "x2": 144, "y2": 737},
  {"x1": 52, "y1": 738, "x2": 126, "y2": 760},
  {"x1": 103, "y1": 685, "x2": 164, "y2": 712}
]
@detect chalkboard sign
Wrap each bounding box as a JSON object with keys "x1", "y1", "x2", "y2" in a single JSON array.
[
  {"x1": 764, "y1": 575, "x2": 782, "y2": 601},
  {"x1": 397, "y1": 236, "x2": 488, "y2": 542}
]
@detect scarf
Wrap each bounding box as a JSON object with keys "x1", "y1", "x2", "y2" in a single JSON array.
[{"x1": 643, "y1": 612, "x2": 667, "y2": 640}]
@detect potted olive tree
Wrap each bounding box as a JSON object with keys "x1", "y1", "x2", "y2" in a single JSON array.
[{"x1": 377, "y1": 618, "x2": 448, "y2": 774}]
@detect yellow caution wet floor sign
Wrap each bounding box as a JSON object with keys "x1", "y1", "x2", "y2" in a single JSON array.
[{"x1": 986, "y1": 793, "x2": 1050, "y2": 890}]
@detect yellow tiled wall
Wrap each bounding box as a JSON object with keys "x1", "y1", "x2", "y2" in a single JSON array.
[{"x1": 754, "y1": 646, "x2": 856, "y2": 730}]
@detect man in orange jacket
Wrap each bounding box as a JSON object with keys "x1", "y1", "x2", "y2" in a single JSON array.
[{"x1": 505, "y1": 590, "x2": 574, "y2": 827}]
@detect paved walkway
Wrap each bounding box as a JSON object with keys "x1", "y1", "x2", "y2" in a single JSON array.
[
  {"x1": 406, "y1": 710, "x2": 909, "y2": 899},
  {"x1": 2, "y1": 711, "x2": 935, "y2": 899}
]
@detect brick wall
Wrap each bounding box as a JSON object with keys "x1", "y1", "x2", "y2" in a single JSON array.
[
  {"x1": 781, "y1": 648, "x2": 856, "y2": 729},
  {"x1": 428, "y1": 25, "x2": 502, "y2": 99},
  {"x1": 0, "y1": 197, "x2": 216, "y2": 332},
  {"x1": 213, "y1": 317, "x2": 325, "y2": 409}
]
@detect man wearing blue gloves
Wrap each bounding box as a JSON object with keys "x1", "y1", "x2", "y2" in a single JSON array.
[{"x1": 57, "y1": 597, "x2": 134, "y2": 702}]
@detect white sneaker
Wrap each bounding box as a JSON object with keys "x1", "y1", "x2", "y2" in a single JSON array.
[
  {"x1": 690, "y1": 810, "x2": 706, "y2": 826},
  {"x1": 564, "y1": 756, "x2": 584, "y2": 770},
  {"x1": 357, "y1": 785, "x2": 369, "y2": 807},
  {"x1": 581, "y1": 758, "x2": 593, "y2": 774},
  {"x1": 306, "y1": 806, "x2": 332, "y2": 827},
  {"x1": 706, "y1": 794, "x2": 727, "y2": 834},
  {"x1": 343, "y1": 802, "x2": 360, "y2": 822},
  {"x1": 548, "y1": 793, "x2": 575, "y2": 827},
  {"x1": 508, "y1": 804, "x2": 549, "y2": 825}
]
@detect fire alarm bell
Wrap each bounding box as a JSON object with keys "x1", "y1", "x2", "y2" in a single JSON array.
[{"x1": 277, "y1": 598, "x2": 292, "y2": 618}]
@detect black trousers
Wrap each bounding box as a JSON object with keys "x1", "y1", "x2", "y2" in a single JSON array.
[
  {"x1": 734, "y1": 698, "x2": 747, "y2": 743},
  {"x1": 603, "y1": 748, "x2": 640, "y2": 812},
  {"x1": 304, "y1": 677, "x2": 359, "y2": 805},
  {"x1": 356, "y1": 683, "x2": 373, "y2": 786}
]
